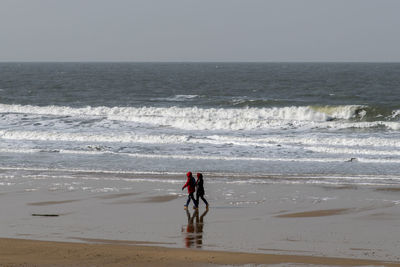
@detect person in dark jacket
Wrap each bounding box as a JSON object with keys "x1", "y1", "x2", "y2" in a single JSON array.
[
  {"x1": 195, "y1": 173, "x2": 209, "y2": 209},
  {"x1": 182, "y1": 171, "x2": 198, "y2": 209}
]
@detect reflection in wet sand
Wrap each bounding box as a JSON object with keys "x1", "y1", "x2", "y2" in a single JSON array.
[
  {"x1": 96, "y1": 192, "x2": 141, "y2": 199},
  {"x1": 27, "y1": 199, "x2": 80, "y2": 206},
  {"x1": 182, "y1": 209, "x2": 208, "y2": 248},
  {"x1": 276, "y1": 208, "x2": 352, "y2": 218},
  {"x1": 195, "y1": 209, "x2": 208, "y2": 248},
  {"x1": 109, "y1": 195, "x2": 179, "y2": 204}
]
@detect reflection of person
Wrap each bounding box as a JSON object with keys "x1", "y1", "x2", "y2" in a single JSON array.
[
  {"x1": 182, "y1": 209, "x2": 197, "y2": 248},
  {"x1": 195, "y1": 209, "x2": 208, "y2": 248},
  {"x1": 182, "y1": 171, "x2": 198, "y2": 209},
  {"x1": 195, "y1": 173, "x2": 209, "y2": 208},
  {"x1": 182, "y1": 209, "x2": 208, "y2": 248}
]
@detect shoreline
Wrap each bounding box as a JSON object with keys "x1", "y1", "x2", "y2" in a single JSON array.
[
  {"x1": 1, "y1": 238, "x2": 399, "y2": 266},
  {"x1": 1, "y1": 170, "x2": 400, "y2": 263}
]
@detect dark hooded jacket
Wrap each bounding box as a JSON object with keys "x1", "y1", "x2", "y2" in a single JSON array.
[{"x1": 196, "y1": 173, "x2": 205, "y2": 196}]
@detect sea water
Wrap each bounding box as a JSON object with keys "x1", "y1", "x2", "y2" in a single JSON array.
[{"x1": 1, "y1": 62, "x2": 400, "y2": 187}]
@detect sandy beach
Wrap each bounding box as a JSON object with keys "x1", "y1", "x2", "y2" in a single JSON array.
[
  {"x1": 1, "y1": 238, "x2": 399, "y2": 266},
  {"x1": 1, "y1": 170, "x2": 400, "y2": 266}
]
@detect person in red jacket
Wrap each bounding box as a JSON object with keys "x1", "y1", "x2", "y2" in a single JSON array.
[{"x1": 182, "y1": 171, "x2": 198, "y2": 209}]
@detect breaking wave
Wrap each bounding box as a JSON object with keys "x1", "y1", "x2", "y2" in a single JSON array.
[
  {"x1": 1, "y1": 128, "x2": 399, "y2": 150},
  {"x1": 1, "y1": 103, "x2": 398, "y2": 131}
]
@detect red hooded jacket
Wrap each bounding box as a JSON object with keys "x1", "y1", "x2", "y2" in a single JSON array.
[{"x1": 182, "y1": 172, "x2": 196, "y2": 194}]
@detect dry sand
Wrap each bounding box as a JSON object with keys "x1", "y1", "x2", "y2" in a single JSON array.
[{"x1": 0, "y1": 238, "x2": 399, "y2": 267}]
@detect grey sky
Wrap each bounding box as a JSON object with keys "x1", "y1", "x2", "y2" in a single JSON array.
[{"x1": 1, "y1": 0, "x2": 399, "y2": 62}]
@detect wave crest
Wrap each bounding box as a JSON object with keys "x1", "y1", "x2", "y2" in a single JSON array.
[{"x1": 0, "y1": 103, "x2": 397, "y2": 131}]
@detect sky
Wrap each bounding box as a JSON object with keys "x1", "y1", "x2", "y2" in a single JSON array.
[{"x1": 0, "y1": 0, "x2": 399, "y2": 62}]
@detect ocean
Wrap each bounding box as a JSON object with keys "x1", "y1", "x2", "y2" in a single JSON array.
[
  {"x1": 1, "y1": 63, "x2": 400, "y2": 259},
  {"x1": 1, "y1": 62, "x2": 400, "y2": 187}
]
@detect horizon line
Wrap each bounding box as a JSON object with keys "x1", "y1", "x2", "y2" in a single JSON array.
[{"x1": 1, "y1": 60, "x2": 400, "y2": 64}]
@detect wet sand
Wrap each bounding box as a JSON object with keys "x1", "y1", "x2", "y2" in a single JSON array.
[
  {"x1": 1, "y1": 171, "x2": 400, "y2": 265},
  {"x1": 110, "y1": 195, "x2": 180, "y2": 204},
  {"x1": 375, "y1": 187, "x2": 400, "y2": 192},
  {"x1": 1, "y1": 238, "x2": 399, "y2": 267},
  {"x1": 276, "y1": 208, "x2": 353, "y2": 218},
  {"x1": 27, "y1": 199, "x2": 81, "y2": 206}
]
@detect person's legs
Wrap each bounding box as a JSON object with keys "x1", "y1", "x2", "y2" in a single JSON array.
[
  {"x1": 185, "y1": 194, "x2": 192, "y2": 207},
  {"x1": 200, "y1": 195, "x2": 209, "y2": 206},
  {"x1": 190, "y1": 193, "x2": 198, "y2": 208}
]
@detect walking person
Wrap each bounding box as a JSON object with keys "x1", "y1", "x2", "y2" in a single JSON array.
[
  {"x1": 195, "y1": 173, "x2": 209, "y2": 209},
  {"x1": 182, "y1": 171, "x2": 198, "y2": 210}
]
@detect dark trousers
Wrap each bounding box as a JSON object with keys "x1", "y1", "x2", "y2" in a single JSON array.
[
  {"x1": 196, "y1": 193, "x2": 208, "y2": 206},
  {"x1": 186, "y1": 192, "x2": 198, "y2": 207}
]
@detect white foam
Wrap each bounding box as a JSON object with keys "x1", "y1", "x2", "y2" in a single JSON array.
[
  {"x1": 0, "y1": 166, "x2": 183, "y2": 176},
  {"x1": 1, "y1": 129, "x2": 400, "y2": 162},
  {"x1": 0, "y1": 103, "x2": 369, "y2": 131},
  {"x1": 391, "y1": 109, "x2": 400, "y2": 119},
  {"x1": 2, "y1": 123, "x2": 399, "y2": 151},
  {"x1": 0, "y1": 130, "x2": 189, "y2": 144},
  {"x1": 151, "y1": 94, "x2": 199, "y2": 102},
  {"x1": 165, "y1": 94, "x2": 199, "y2": 101},
  {"x1": 1, "y1": 165, "x2": 400, "y2": 187},
  {"x1": 7, "y1": 146, "x2": 400, "y2": 165},
  {"x1": 207, "y1": 135, "x2": 400, "y2": 149},
  {"x1": 0, "y1": 146, "x2": 346, "y2": 162},
  {"x1": 323, "y1": 121, "x2": 400, "y2": 131},
  {"x1": 73, "y1": 149, "x2": 400, "y2": 164},
  {"x1": 0, "y1": 148, "x2": 40, "y2": 154},
  {"x1": 307, "y1": 146, "x2": 400, "y2": 157},
  {"x1": 310, "y1": 105, "x2": 365, "y2": 120}
]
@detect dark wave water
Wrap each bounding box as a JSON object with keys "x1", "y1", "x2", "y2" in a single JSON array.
[
  {"x1": 1, "y1": 63, "x2": 400, "y2": 183},
  {"x1": 1, "y1": 62, "x2": 400, "y2": 108}
]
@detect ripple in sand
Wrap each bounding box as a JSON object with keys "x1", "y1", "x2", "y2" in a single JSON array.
[
  {"x1": 96, "y1": 192, "x2": 141, "y2": 199},
  {"x1": 69, "y1": 237, "x2": 175, "y2": 245},
  {"x1": 109, "y1": 194, "x2": 179, "y2": 204},
  {"x1": 27, "y1": 199, "x2": 80, "y2": 206},
  {"x1": 276, "y1": 208, "x2": 352, "y2": 218}
]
